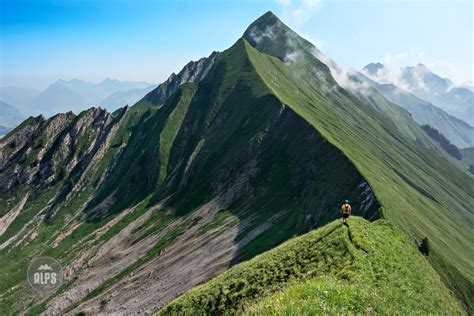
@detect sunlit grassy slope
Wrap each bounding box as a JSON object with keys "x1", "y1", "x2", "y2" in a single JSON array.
[
  {"x1": 239, "y1": 13, "x2": 473, "y2": 308},
  {"x1": 159, "y1": 218, "x2": 463, "y2": 315}
]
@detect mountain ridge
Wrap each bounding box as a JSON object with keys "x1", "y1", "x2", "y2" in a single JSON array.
[
  {"x1": 0, "y1": 11, "x2": 472, "y2": 314},
  {"x1": 362, "y1": 62, "x2": 474, "y2": 126},
  {"x1": 357, "y1": 66, "x2": 474, "y2": 149},
  {"x1": 161, "y1": 218, "x2": 464, "y2": 315},
  {"x1": 240, "y1": 12, "x2": 472, "y2": 309},
  {"x1": 0, "y1": 34, "x2": 380, "y2": 313}
]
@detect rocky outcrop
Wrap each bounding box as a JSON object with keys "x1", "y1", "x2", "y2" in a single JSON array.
[
  {"x1": 0, "y1": 34, "x2": 380, "y2": 315},
  {"x1": 144, "y1": 51, "x2": 220, "y2": 106},
  {"x1": 0, "y1": 108, "x2": 126, "y2": 197}
]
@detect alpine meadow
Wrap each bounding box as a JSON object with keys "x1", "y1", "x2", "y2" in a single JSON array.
[{"x1": 0, "y1": 9, "x2": 473, "y2": 315}]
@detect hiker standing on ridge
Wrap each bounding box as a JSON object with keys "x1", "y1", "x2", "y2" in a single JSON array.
[{"x1": 341, "y1": 200, "x2": 352, "y2": 224}]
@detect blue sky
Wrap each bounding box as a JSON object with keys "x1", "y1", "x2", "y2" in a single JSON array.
[{"x1": 1, "y1": 0, "x2": 472, "y2": 89}]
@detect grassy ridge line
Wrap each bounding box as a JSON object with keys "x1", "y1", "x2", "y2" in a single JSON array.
[
  {"x1": 159, "y1": 218, "x2": 463, "y2": 315},
  {"x1": 242, "y1": 38, "x2": 474, "y2": 308},
  {"x1": 158, "y1": 219, "x2": 346, "y2": 315}
]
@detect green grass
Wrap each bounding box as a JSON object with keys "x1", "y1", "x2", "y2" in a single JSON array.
[
  {"x1": 240, "y1": 22, "x2": 473, "y2": 309},
  {"x1": 159, "y1": 218, "x2": 463, "y2": 315},
  {"x1": 157, "y1": 85, "x2": 196, "y2": 183}
]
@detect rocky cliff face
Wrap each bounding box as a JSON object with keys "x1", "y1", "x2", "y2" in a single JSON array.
[
  {"x1": 142, "y1": 51, "x2": 220, "y2": 107},
  {"x1": 0, "y1": 37, "x2": 379, "y2": 314},
  {"x1": 0, "y1": 108, "x2": 128, "y2": 199}
]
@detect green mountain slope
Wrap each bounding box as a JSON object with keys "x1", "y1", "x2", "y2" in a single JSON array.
[
  {"x1": 375, "y1": 83, "x2": 474, "y2": 148},
  {"x1": 361, "y1": 63, "x2": 474, "y2": 149},
  {"x1": 0, "y1": 26, "x2": 378, "y2": 314},
  {"x1": 160, "y1": 218, "x2": 463, "y2": 315},
  {"x1": 241, "y1": 12, "x2": 473, "y2": 309},
  {"x1": 88, "y1": 37, "x2": 380, "y2": 260},
  {"x1": 0, "y1": 11, "x2": 472, "y2": 315}
]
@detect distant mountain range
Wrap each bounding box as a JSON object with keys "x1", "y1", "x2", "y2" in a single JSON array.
[
  {"x1": 362, "y1": 63, "x2": 474, "y2": 126},
  {"x1": 0, "y1": 78, "x2": 155, "y2": 118},
  {"x1": 0, "y1": 101, "x2": 25, "y2": 136},
  {"x1": 0, "y1": 56, "x2": 223, "y2": 135},
  {"x1": 359, "y1": 64, "x2": 474, "y2": 148}
]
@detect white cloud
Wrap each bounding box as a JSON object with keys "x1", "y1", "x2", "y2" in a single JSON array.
[
  {"x1": 362, "y1": 65, "x2": 410, "y2": 91},
  {"x1": 382, "y1": 50, "x2": 426, "y2": 69},
  {"x1": 310, "y1": 47, "x2": 371, "y2": 93},
  {"x1": 366, "y1": 50, "x2": 472, "y2": 93},
  {"x1": 275, "y1": 0, "x2": 322, "y2": 25},
  {"x1": 425, "y1": 60, "x2": 473, "y2": 88},
  {"x1": 248, "y1": 24, "x2": 278, "y2": 44},
  {"x1": 284, "y1": 50, "x2": 302, "y2": 63}
]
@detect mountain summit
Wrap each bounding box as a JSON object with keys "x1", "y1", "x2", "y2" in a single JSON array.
[
  {"x1": 362, "y1": 62, "x2": 386, "y2": 78},
  {"x1": 243, "y1": 11, "x2": 303, "y2": 60},
  {"x1": 0, "y1": 11, "x2": 472, "y2": 314}
]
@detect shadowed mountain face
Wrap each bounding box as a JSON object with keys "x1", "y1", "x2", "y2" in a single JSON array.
[{"x1": 0, "y1": 11, "x2": 472, "y2": 315}]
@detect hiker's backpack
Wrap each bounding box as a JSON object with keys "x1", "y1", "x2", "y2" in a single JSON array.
[{"x1": 342, "y1": 204, "x2": 351, "y2": 214}]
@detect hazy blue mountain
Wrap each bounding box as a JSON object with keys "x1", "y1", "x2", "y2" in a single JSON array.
[
  {"x1": 3, "y1": 79, "x2": 154, "y2": 117},
  {"x1": 100, "y1": 84, "x2": 158, "y2": 110},
  {"x1": 0, "y1": 86, "x2": 41, "y2": 114},
  {"x1": 99, "y1": 78, "x2": 153, "y2": 92},
  {"x1": 362, "y1": 63, "x2": 474, "y2": 126},
  {"x1": 0, "y1": 101, "x2": 24, "y2": 136},
  {"x1": 362, "y1": 62, "x2": 385, "y2": 77},
  {"x1": 0, "y1": 125, "x2": 11, "y2": 136},
  {"x1": 401, "y1": 64, "x2": 473, "y2": 124},
  {"x1": 362, "y1": 63, "x2": 474, "y2": 147},
  {"x1": 101, "y1": 52, "x2": 220, "y2": 111},
  {"x1": 32, "y1": 80, "x2": 105, "y2": 116}
]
